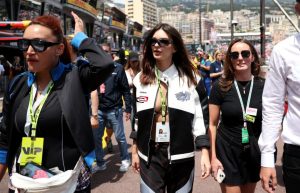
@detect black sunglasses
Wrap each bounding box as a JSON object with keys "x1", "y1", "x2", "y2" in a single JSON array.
[
  {"x1": 150, "y1": 38, "x2": 173, "y2": 47},
  {"x1": 230, "y1": 50, "x2": 251, "y2": 60},
  {"x1": 18, "y1": 39, "x2": 60, "y2": 52}
]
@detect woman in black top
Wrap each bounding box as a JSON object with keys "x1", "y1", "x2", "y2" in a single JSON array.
[
  {"x1": 0, "y1": 12, "x2": 113, "y2": 192},
  {"x1": 209, "y1": 39, "x2": 264, "y2": 193}
]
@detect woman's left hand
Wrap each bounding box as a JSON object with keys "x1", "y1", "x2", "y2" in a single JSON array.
[
  {"x1": 71, "y1": 11, "x2": 84, "y2": 35},
  {"x1": 200, "y1": 148, "x2": 211, "y2": 179}
]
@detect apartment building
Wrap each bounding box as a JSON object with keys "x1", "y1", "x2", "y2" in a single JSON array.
[
  {"x1": 125, "y1": 0, "x2": 157, "y2": 29},
  {"x1": 160, "y1": 10, "x2": 214, "y2": 44}
]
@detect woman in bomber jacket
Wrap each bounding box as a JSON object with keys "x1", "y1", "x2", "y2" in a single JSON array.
[
  {"x1": 0, "y1": 13, "x2": 113, "y2": 192},
  {"x1": 130, "y1": 23, "x2": 210, "y2": 193}
]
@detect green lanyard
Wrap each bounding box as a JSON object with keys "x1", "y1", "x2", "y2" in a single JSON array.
[
  {"x1": 234, "y1": 76, "x2": 254, "y2": 124},
  {"x1": 234, "y1": 76, "x2": 254, "y2": 144},
  {"x1": 28, "y1": 81, "x2": 54, "y2": 137},
  {"x1": 155, "y1": 67, "x2": 167, "y2": 124}
]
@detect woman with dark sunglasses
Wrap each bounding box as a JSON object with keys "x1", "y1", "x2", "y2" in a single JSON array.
[
  {"x1": 0, "y1": 12, "x2": 113, "y2": 192},
  {"x1": 209, "y1": 39, "x2": 264, "y2": 193},
  {"x1": 130, "y1": 23, "x2": 210, "y2": 193}
]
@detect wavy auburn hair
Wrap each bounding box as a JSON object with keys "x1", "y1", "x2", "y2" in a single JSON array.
[
  {"x1": 29, "y1": 15, "x2": 71, "y2": 64},
  {"x1": 219, "y1": 38, "x2": 260, "y2": 92},
  {"x1": 141, "y1": 23, "x2": 197, "y2": 86}
]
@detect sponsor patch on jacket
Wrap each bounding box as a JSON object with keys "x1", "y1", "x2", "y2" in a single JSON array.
[
  {"x1": 137, "y1": 96, "x2": 148, "y2": 103},
  {"x1": 175, "y1": 91, "x2": 191, "y2": 101}
]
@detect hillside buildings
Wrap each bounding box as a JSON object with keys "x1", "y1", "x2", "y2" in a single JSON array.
[{"x1": 159, "y1": 6, "x2": 299, "y2": 47}]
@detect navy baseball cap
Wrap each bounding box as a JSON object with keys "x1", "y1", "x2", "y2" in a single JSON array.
[{"x1": 129, "y1": 52, "x2": 139, "y2": 62}]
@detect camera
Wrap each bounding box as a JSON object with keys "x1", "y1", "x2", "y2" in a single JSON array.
[{"x1": 231, "y1": 20, "x2": 238, "y2": 26}]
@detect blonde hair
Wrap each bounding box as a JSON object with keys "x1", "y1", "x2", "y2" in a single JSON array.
[{"x1": 213, "y1": 50, "x2": 221, "y2": 61}]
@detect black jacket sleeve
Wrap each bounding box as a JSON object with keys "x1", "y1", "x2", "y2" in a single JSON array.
[
  {"x1": 77, "y1": 38, "x2": 114, "y2": 92},
  {"x1": 129, "y1": 86, "x2": 137, "y2": 140},
  {"x1": 195, "y1": 77, "x2": 210, "y2": 149},
  {"x1": 0, "y1": 86, "x2": 10, "y2": 152},
  {"x1": 118, "y1": 66, "x2": 132, "y2": 113},
  {"x1": 0, "y1": 73, "x2": 27, "y2": 163}
]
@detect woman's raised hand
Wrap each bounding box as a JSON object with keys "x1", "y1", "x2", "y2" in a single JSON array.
[{"x1": 71, "y1": 11, "x2": 84, "y2": 35}]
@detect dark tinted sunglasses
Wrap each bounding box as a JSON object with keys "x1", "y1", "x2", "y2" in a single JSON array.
[
  {"x1": 18, "y1": 39, "x2": 60, "y2": 52},
  {"x1": 230, "y1": 50, "x2": 251, "y2": 60},
  {"x1": 150, "y1": 38, "x2": 173, "y2": 47}
]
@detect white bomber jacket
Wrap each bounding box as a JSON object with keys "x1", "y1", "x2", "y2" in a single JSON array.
[{"x1": 130, "y1": 64, "x2": 210, "y2": 164}]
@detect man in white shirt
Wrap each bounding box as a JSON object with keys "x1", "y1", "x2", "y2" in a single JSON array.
[{"x1": 258, "y1": 1, "x2": 300, "y2": 193}]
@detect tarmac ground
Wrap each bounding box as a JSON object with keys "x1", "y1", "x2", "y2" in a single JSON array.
[{"x1": 0, "y1": 106, "x2": 286, "y2": 193}]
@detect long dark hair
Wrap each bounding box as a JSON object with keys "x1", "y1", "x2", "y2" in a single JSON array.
[
  {"x1": 141, "y1": 23, "x2": 197, "y2": 86},
  {"x1": 219, "y1": 38, "x2": 260, "y2": 92},
  {"x1": 30, "y1": 15, "x2": 71, "y2": 64}
]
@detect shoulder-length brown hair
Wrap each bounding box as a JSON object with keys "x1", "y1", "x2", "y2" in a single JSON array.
[
  {"x1": 219, "y1": 38, "x2": 260, "y2": 92},
  {"x1": 140, "y1": 23, "x2": 197, "y2": 86}
]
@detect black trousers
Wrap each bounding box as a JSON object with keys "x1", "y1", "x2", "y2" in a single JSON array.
[
  {"x1": 283, "y1": 144, "x2": 300, "y2": 193},
  {"x1": 75, "y1": 183, "x2": 91, "y2": 193},
  {"x1": 140, "y1": 141, "x2": 194, "y2": 193}
]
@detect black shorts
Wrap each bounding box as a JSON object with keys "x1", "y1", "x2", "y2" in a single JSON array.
[
  {"x1": 216, "y1": 132, "x2": 260, "y2": 185},
  {"x1": 140, "y1": 141, "x2": 194, "y2": 193}
]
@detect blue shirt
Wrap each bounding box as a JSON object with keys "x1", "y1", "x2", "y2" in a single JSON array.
[
  {"x1": 210, "y1": 61, "x2": 222, "y2": 83},
  {"x1": 200, "y1": 60, "x2": 211, "y2": 79}
]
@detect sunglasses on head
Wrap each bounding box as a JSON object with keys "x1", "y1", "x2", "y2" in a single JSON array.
[
  {"x1": 18, "y1": 39, "x2": 60, "y2": 52},
  {"x1": 150, "y1": 38, "x2": 173, "y2": 47},
  {"x1": 229, "y1": 50, "x2": 251, "y2": 60}
]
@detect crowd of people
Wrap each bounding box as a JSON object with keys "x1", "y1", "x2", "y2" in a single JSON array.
[
  {"x1": 0, "y1": 1, "x2": 300, "y2": 193},
  {"x1": 0, "y1": 55, "x2": 25, "y2": 93}
]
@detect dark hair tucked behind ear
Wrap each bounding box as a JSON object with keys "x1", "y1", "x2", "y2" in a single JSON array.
[
  {"x1": 30, "y1": 15, "x2": 71, "y2": 64},
  {"x1": 141, "y1": 23, "x2": 197, "y2": 86}
]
